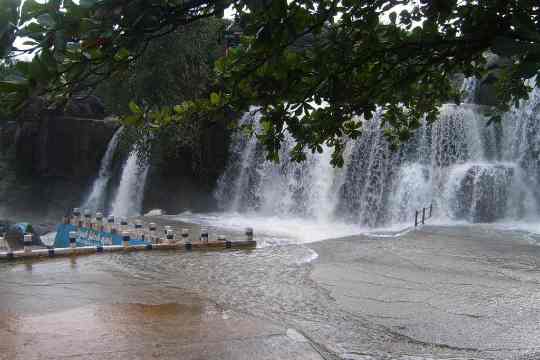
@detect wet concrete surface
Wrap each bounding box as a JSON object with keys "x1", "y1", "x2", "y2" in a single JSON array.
[
  {"x1": 1, "y1": 224, "x2": 540, "y2": 359},
  {"x1": 0, "y1": 255, "x2": 325, "y2": 360},
  {"x1": 310, "y1": 225, "x2": 540, "y2": 359}
]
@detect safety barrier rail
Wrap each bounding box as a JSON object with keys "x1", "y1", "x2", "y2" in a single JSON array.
[
  {"x1": 0, "y1": 208, "x2": 256, "y2": 261},
  {"x1": 414, "y1": 204, "x2": 433, "y2": 227}
]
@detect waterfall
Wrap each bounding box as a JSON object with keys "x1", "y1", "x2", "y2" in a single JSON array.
[
  {"x1": 81, "y1": 126, "x2": 123, "y2": 212},
  {"x1": 215, "y1": 109, "x2": 343, "y2": 222},
  {"x1": 216, "y1": 83, "x2": 540, "y2": 228},
  {"x1": 110, "y1": 148, "x2": 149, "y2": 218}
]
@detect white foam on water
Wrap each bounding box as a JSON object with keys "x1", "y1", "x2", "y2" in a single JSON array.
[{"x1": 172, "y1": 211, "x2": 369, "y2": 246}]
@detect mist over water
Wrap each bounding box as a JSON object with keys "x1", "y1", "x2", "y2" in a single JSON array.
[
  {"x1": 213, "y1": 82, "x2": 540, "y2": 237},
  {"x1": 173, "y1": 211, "x2": 370, "y2": 246}
]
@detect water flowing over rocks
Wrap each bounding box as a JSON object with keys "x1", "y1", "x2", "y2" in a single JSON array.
[
  {"x1": 216, "y1": 83, "x2": 540, "y2": 228},
  {"x1": 110, "y1": 148, "x2": 150, "y2": 218},
  {"x1": 81, "y1": 126, "x2": 123, "y2": 212}
]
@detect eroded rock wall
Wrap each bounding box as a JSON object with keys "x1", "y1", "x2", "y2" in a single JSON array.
[{"x1": 0, "y1": 113, "x2": 119, "y2": 223}]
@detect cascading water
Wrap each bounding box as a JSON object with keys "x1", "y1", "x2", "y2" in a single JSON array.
[
  {"x1": 215, "y1": 109, "x2": 343, "y2": 222},
  {"x1": 81, "y1": 126, "x2": 123, "y2": 212},
  {"x1": 110, "y1": 148, "x2": 149, "y2": 218},
  {"x1": 216, "y1": 82, "x2": 540, "y2": 228}
]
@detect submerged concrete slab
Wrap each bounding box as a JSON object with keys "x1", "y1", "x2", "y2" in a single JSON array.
[
  {"x1": 309, "y1": 225, "x2": 540, "y2": 358},
  {"x1": 0, "y1": 255, "x2": 324, "y2": 360},
  {"x1": 0, "y1": 303, "x2": 324, "y2": 360}
]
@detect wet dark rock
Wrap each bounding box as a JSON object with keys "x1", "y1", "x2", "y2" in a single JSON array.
[
  {"x1": 452, "y1": 165, "x2": 514, "y2": 222},
  {"x1": 0, "y1": 121, "x2": 17, "y2": 154},
  {"x1": 474, "y1": 53, "x2": 512, "y2": 107},
  {"x1": 0, "y1": 101, "x2": 120, "y2": 222},
  {"x1": 14, "y1": 115, "x2": 120, "y2": 178},
  {"x1": 143, "y1": 118, "x2": 232, "y2": 214},
  {"x1": 0, "y1": 219, "x2": 12, "y2": 236},
  {"x1": 4, "y1": 223, "x2": 44, "y2": 250},
  {"x1": 65, "y1": 95, "x2": 106, "y2": 119}
]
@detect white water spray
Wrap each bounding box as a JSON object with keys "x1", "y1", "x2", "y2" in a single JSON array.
[
  {"x1": 216, "y1": 82, "x2": 540, "y2": 229},
  {"x1": 110, "y1": 149, "x2": 149, "y2": 218},
  {"x1": 81, "y1": 126, "x2": 123, "y2": 212}
]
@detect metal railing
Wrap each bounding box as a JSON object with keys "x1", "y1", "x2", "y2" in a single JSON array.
[{"x1": 414, "y1": 204, "x2": 433, "y2": 227}]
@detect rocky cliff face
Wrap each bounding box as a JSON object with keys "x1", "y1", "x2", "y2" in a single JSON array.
[
  {"x1": 0, "y1": 103, "x2": 120, "y2": 223},
  {"x1": 0, "y1": 104, "x2": 232, "y2": 222},
  {"x1": 143, "y1": 119, "x2": 231, "y2": 214}
]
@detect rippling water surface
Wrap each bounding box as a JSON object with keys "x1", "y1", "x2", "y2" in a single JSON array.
[{"x1": 2, "y1": 216, "x2": 540, "y2": 360}]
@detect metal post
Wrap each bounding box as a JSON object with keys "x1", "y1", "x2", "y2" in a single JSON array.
[
  {"x1": 429, "y1": 203, "x2": 433, "y2": 218},
  {"x1": 122, "y1": 232, "x2": 130, "y2": 249},
  {"x1": 245, "y1": 227, "x2": 254, "y2": 242},
  {"x1": 72, "y1": 207, "x2": 81, "y2": 226},
  {"x1": 415, "y1": 210, "x2": 419, "y2": 227},
  {"x1": 218, "y1": 234, "x2": 230, "y2": 248},
  {"x1": 166, "y1": 230, "x2": 174, "y2": 244},
  {"x1": 69, "y1": 231, "x2": 77, "y2": 251},
  {"x1": 120, "y1": 218, "x2": 128, "y2": 233},
  {"x1": 181, "y1": 228, "x2": 189, "y2": 242},
  {"x1": 96, "y1": 212, "x2": 104, "y2": 232},
  {"x1": 422, "y1": 207, "x2": 426, "y2": 225},
  {"x1": 164, "y1": 225, "x2": 172, "y2": 236},
  {"x1": 149, "y1": 223, "x2": 157, "y2": 243},
  {"x1": 183, "y1": 229, "x2": 192, "y2": 250},
  {"x1": 107, "y1": 215, "x2": 115, "y2": 233},
  {"x1": 23, "y1": 233, "x2": 33, "y2": 254},
  {"x1": 83, "y1": 209, "x2": 91, "y2": 228},
  {"x1": 200, "y1": 228, "x2": 209, "y2": 244},
  {"x1": 135, "y1": 220, "x2": 143, "y2": 240}
]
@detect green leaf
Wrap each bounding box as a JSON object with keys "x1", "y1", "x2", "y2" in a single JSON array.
[
  {"x1": 210, "y1": 92, "x2": 221, "y2": 105},
  {"x1": 129, "y1": 101, "x2": 142, "y2": 114},
  {"x1": 122, "y1": 114, "x2": 142, "y2": 126},
  {"x1": 114, "y1": 47, "x2": 130, "y2": 62}
]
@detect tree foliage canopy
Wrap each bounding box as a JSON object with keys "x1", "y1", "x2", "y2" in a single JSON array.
[
  {"x1": 95, "y1": 17, "x2": 226, "y2": 114},
  {"x1": 1, "y1": 0, "x2": 540, "y2": 164}
]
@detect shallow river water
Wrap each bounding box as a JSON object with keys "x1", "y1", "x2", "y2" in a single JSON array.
[{"x1": 1, "y1": 216, "x2": 540, "y2": 360}]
